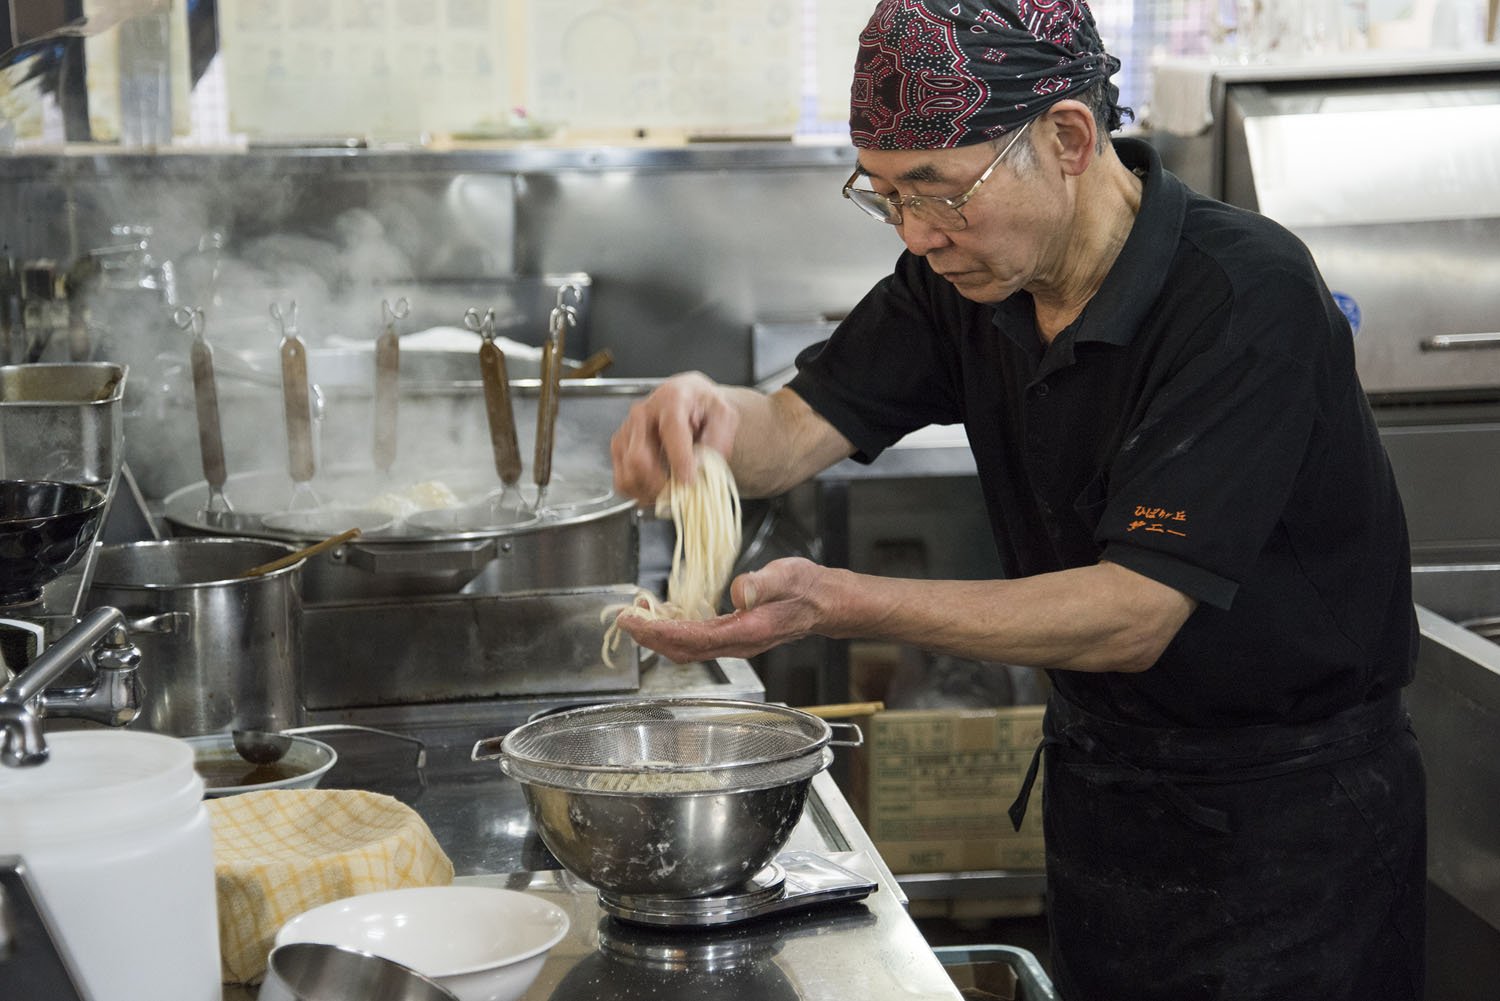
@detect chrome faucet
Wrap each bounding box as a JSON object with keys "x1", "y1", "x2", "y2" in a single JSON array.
[
  {"x1": 0, "y1": 702, "x2": 45, "y2": 771},
  {"x1": 0, "y1": 607, "x2": 143, "y2": 768}
]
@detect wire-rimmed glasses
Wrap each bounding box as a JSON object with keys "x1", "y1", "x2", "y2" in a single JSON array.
[{"x1": 841, "y1": 118, "x2": 1035, "y2": 231}]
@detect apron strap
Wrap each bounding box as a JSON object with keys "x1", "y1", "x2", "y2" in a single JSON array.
[
  {"x1": 1006, "y1": 730, "x2": 1232, "y2": 834},
  {"x1": 1007, "y1": 735, "x2": 1053, "y2": 832}
]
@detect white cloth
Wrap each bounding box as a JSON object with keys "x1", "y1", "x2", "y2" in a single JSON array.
[{"x1": 1147, "y1": 59, "x2": 1217, "y2": 137}]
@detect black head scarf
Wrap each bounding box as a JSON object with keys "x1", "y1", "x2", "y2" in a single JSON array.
[{"x1": 850, "y1": 0, "x2": 1123, "y2": 150}]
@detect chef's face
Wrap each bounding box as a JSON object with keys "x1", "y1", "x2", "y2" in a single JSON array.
[{"x1": 852, "y1": 132, "x2": 1067, "y2": 304}]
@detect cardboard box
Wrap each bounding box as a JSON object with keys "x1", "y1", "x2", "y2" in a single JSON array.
[
  {"x1": 851, "y1": 705, "x2": 1046, "y2": 874},
  {"x1": 848, "y1": 642, "x2": 1048, "y2": 875}
]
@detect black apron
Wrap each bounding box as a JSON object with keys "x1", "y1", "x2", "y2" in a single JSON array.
[{"x1": 1009, "y1": 690, "x2": 1426, "y2": 1001}]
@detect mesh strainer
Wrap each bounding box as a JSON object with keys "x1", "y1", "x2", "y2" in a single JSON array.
[{"x1": 492, "y1": 699, "x2": 853, "y2": 793}]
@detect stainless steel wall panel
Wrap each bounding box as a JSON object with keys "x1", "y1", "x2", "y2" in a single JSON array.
[
  {"x1": 1224, "y1": 81, "x2": 1500, "y2": 227},
  {"x1": 300, "y1": 586, "x2": 644, "y2": 708},
  {"x1": 0, "y1": 145, "x2": 894, "y2": 392},
  {"x1": 511, "y1": 160, "x2": 902, "y2": 382},
  {"x1": 1385, "y1": 420, "x2": 1500, "y2": 558},
  {"x1": 1411, "y1": 606, "x2": 1500, "y2": 931},
  {"x1": 1155, "y1": 57, "x2": 1500, "y2": 397},
  {"x1": 1304, "y1": 218, "x2": 1500, "y2": 396}
]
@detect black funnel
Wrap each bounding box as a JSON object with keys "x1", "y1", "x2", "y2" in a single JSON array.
[{"x1": 0, "y1": 480, "x2": 107, "y2": 607}]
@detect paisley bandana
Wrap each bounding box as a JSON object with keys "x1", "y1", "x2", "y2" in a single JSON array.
[{"x1": 849, "y1": 0, "x2": 1123, "y2": 150}]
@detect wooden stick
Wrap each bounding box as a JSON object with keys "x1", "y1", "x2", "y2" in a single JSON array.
[
  {"x1": 798, "y1": 701, "x2": 885, "y2": 719},
  {"x1": 562, "y1": 348, "x2": 614, "y2": 380},
  {"x1": 242, "y1": 527, "x2": 361, "y2": 578}
]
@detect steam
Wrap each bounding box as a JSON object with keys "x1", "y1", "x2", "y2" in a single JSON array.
[{"x1": 40, "y1": 165, "x2": 602, "y2": 509}]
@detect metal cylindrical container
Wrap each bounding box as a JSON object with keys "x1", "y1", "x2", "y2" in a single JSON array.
[
  {"x1": 86, "y1": 538, "x2": 305, "y2": 737},
  {"x1": 0, "y1": 730, "x2": 220, "y2": 1001},
  {"x1": 0, "y1": 362, "x2": 126, "y2": 486}
]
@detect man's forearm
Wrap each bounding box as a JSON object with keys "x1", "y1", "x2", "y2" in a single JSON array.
[
  {"x1": 816, "y1": 560, "x2": 1196, "y2": 673},
  {"x1": 725, "y1": 386, "x2": 854, "y2": 498}
]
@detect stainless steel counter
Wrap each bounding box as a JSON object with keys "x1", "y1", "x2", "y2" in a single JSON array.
[
  {"x1": 220, "y1": 663, "x2": 964, "y2": 1001},
  {"x1": 450, "y1": 836, "x2": 961, "y2": 1001},
  {"x1": 1394, "y1": 574, "x2": 1500, "y2": 1001}
]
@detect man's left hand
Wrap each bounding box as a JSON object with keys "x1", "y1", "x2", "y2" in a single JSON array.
[{"x1": 614, "y1": 557, "x2": 826, "y2": 663}]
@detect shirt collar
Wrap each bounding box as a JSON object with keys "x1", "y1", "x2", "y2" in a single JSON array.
[
  {"x1": 1073, "y1": 138, "x2": 1187, "y2": 347},
  {"x1": 989, "y1": 137, "x2": 1188, "y2": 353}
]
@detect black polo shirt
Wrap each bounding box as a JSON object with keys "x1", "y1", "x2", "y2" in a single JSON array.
[{"x1": 788, "y1": 138, "x2": 1416, "y2": 728}]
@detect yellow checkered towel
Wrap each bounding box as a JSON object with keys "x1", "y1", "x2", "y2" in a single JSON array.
[{"x1": 206, "y1": 788, "x2": 454, "y2": 984}]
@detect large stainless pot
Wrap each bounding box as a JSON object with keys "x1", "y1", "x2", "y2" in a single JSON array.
[
  {"x1": 162, "y1": 467, "x2": 639, "y2": 602},
  {"x1": 85, "y1": 538, "x2": 304, "y2": 738},
  {"x1": 152, "y1": 373, "x2": 656, "y2": 710}
]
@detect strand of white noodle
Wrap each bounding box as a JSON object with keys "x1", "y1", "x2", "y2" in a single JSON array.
[{"x1": 601, "y1": 446, "x2": 742, "y2": 667}]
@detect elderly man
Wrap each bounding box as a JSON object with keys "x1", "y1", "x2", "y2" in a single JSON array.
[{"x1": 609, "y1": 2, "x2": 1425, "y2": 998}]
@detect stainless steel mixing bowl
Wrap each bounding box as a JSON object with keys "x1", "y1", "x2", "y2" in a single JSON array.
[
  {"x1": 507, "y1": 749, "x2": 832, "y2": 898},
  {"x1": 488, "y1": 699, "x2": 852, "y2": 899},
  {"x1": 260, "y1": 942, "x2": 459, "y2": 1001}
]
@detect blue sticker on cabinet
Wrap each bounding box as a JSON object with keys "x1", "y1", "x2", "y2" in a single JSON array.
[{"x1": 1332, "y1": 292, "x2": 1362, "y2": 337}]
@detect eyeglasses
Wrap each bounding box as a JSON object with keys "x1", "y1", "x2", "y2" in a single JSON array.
[{"x1": 841, "y1": 118, "x2": 1035, "y2": 231}]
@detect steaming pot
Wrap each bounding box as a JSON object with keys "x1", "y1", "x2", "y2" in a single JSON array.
[
  {"x1": 154, "y1": 378, "x2": 652, "y2": 710},
  {"x1": 160, "y1": 468, "x2": 637, "y2": 602}
]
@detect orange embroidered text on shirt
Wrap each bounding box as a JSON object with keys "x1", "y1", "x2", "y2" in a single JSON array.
[{"x1": 1128, "y1": 506, "x2": 1189, "y2": 538}]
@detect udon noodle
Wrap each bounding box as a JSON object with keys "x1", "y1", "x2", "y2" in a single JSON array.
[
  {"x1": 602, "y1": 446, "x2": 742, "y2": 667},
  {"x1": 366, "y1": 480, "x2": 461, "y2": 518},
  {"x1": 584, "y1": 769, "x2": 730, "y2": 793}
]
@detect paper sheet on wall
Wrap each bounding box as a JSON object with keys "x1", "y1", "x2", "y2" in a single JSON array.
[
  {"x1": 522, "y1": 0, "x2": 802, "y2": 137},
  {"x1": 219, "y1": 0, "x2": 517, "y2": 140}
]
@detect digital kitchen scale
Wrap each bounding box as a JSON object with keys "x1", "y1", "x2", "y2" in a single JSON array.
[{"x1": 599, "y1": 851, "x2": 878, "y2": 927}]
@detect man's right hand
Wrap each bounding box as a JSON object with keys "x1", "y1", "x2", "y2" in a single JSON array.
[{"x1": 609, "y1": 372, "x2": 741, "y2": 506}]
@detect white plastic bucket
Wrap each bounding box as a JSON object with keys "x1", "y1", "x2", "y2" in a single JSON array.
[{"x1": 0, "y1": 730, "x2": 220, "y2": 1001}]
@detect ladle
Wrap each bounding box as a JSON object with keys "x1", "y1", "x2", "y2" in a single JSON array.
[
  {"x1": 233, "y1": 527, "x2": 362, "y2": 765},
  {"x1": 177, "y1": 305, "x2": 233, "y2": 522},
  {"x1": 533, "y1": 285, "x2": 582, "y2": 513},
  {"x1": 273, "y1": 300, "x2": 320, "y2": 512},
  {"x1": 373, "y1": 297, "x2": 407, "y2": 475},
  {"x1": 233, "y1": 723, "x2": 427, "y2": 770},
  {"x1": 466, "y1": 306, "x2": 529, "y2": 520},
  {"x1": 230, "y1": 730, "x2": 300, "y2": 768}
]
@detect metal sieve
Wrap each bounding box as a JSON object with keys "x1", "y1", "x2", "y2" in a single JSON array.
[
  {"x1": 476, "y1": 699, "x2": 864, "y2": 897},
  {"x1": 484, "y1": 698, "x2": 860, "y2": 794}
]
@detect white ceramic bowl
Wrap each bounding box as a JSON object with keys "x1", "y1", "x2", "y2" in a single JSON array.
[
  {"x1": 275, "y1": 885, "x2": 570, "y2": 1001},
  {"x1": 183, "y1": 733, "x2": 338, "y2": 797}
]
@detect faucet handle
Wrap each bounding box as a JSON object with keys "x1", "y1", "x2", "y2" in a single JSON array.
[
  {"x1": 93, "y1": 625, "x2": 141, "y2": 673},
  {"x1": 76, "y1": 627, "x2": 143, "y2": 728}
]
